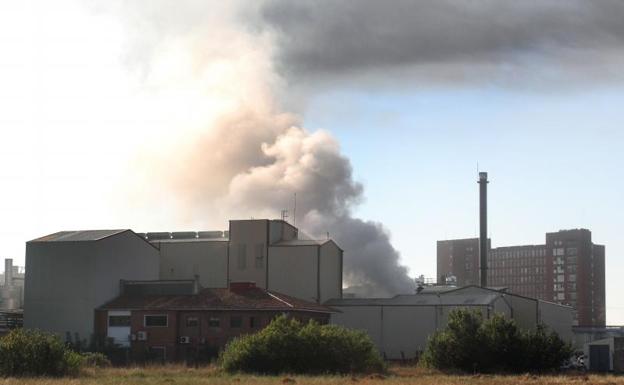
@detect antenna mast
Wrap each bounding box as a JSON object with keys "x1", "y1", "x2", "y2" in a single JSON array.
[{"x1": 293, "y1": 193, "x2": 297, "y2": 227}]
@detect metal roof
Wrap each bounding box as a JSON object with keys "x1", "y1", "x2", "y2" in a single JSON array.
[
  {"x1": 326, "y1": 293, "x2": 500, "y2": 307},
  {"x1": 99, "y1": 286, "x2": 335, "y2": 313},
  {"x1": 29, "y1": 230, "x2": 129, "y2": 243}
]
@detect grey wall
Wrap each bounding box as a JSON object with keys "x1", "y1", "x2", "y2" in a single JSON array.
[
  {"x1": 228, "y1": 220, "x2": 269, "y2": 288},
  {"x1": 24, "y1": 231, "x2": 159, "y2": 339},
  {"x1": 319, "y1": 242, "x2": 342, "y2": 302},
  {"x1": 157, "y1": 240, "x2": 228, "y2": 288},
  {"x1": 331, "y1": 304, "x2": 490, "y2": 359},
  {"x1": 268, "y1": 245, "x2": 318, "y2": 302},
  {"x1": 539, "y1": 301, "x2": 574, "y2": 343}
]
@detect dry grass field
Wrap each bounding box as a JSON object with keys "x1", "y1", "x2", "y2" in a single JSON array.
[{"x1": 0, "y1": 365, "x2": 622, "y2": 385}]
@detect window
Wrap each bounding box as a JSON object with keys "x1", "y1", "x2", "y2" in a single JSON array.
[
  {"x1": 230, "y1": 316, "x2": 242, "y2": 328},
  {"x1": 554, "y1": 248, "x2": 565, "y2": 256},
  {"x1": 109, "y1": 315, "x2": 130, "y2": 327},
  {"x1": 186, "y1": 317, "x2": 199, "y2": 327},
  {"x1": 255, "y1": 243, "x2": 265, "y2": 269},
  {"x1": 249, "y1": 316, "x2": 257, "y2": 328},
  {"x1": 237, "y1": 244, "x2": 247, "y2": 270},
  {"x1": 208, "y1": 317, "x2": 220, "y2": 328},
  {"x1": 144, "y1": 315, "x2": 168, "y2": 327},
  {"x1": 569, "y1": 274, "x2": 577, "y2": 282},
  {"x1": 566, "y1": 247, "x2": 578, "y2": 256}
]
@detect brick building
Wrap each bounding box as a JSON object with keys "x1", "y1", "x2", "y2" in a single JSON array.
[
  {"x1": 95, "y1": 280, "x2": 333, "y2": 363},
  {"x1": 437, "y1": 229, "x2": 606, "y2": 326}
]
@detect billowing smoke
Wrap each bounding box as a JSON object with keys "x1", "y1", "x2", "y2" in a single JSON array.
[
  {"x1": 110, "y1": 1, "x2": 416, "y2": 295},
  {"x1": 260, "y1": 0, "x2": 624, "y2": 87}
]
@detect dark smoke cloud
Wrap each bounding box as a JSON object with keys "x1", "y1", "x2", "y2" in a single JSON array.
[{"x1": 260, "y1": 0, "x2": 624, "y2": 85}]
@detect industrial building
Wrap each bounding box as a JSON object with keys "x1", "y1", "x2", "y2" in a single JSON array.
[
  {"x1": 584, "y1": 337, "x2": 624, "y2": 372},
  {"x1": 0, "y1": 258, "x2": 24, "y2": 310},
  {"x1": 95, "y1": 280, "x2": 333, "y2": 362},
  {"x1": 24, "y1": 214, "x2": 575, "y2": 362},
  {"x1": 24, "y1": 220, "x2": 342, "y2": 341},
  {"x1": 328, "y1": 285, "x2": 573, "y2": 360},
  {"x1": 437, "y1": 229, "x2": 606, "y2": 326}
]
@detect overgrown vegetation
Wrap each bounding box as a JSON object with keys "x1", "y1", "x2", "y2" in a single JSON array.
[
  {"x1": 220, "y1": 315, "x2": 386, "y2": 374},
  {"x1": 0, "y1": 329, "x2": 84, "y2": 377},
  {"x1": 420, "y1": 309, "x2": 573, "y2": 373}
]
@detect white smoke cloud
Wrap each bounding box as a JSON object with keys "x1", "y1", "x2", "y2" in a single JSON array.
[{"x1": 101, "y1": 1, "x2": 416, "y2": 295}]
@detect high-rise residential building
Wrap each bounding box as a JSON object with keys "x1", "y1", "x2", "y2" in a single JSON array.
[{"x1": 436, "y1": 229, "x2": 606, "y2": 326}]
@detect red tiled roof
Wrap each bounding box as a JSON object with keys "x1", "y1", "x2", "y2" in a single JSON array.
[{"x1": 98, "y1": 286, "x2": 335, "y2": 314}]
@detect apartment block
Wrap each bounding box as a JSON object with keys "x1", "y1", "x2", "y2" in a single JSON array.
[{"x1": 437, "y1": 229, "x2": 606, "y2": 326}]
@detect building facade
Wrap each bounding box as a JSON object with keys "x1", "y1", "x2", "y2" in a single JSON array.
[
  {"x1": 95, "y1": 281, "x2": 332, "y2": 363},
  {"x1": 436, "y1": 229, "x2": 606, "y2": 326},
  {"x1": 24, "y1": 219, "x2": 343, "y2": 340},
  {"x1": 328, "y1": 285, "x2": 573, "y2": 359}
]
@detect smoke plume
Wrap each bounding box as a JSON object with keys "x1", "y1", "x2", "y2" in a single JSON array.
[
  {"x1": 260, "y1": 0, "x2": 624, "y2": 87},
  {"x1": 111, "y1": 1, "x2": 415, "y2": 296}
]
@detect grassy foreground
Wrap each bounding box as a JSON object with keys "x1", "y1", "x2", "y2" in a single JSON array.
[{"x1": 0, "y1": 365, "x2": 620, "y2": 385}]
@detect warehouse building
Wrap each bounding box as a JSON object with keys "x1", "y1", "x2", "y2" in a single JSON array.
[
  {"x1": 95, "y1": 280, "x2": 333, "y2": 362},
  {"x1": 328, "y1": 285, "x2": 573, "y2": 360},
  {"x1": 24, "y1": 230, "x2": 160, "y2": 340}
]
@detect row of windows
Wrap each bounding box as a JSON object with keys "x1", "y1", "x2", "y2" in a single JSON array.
[
  {"x1": 487, "y1": 259, "x2": 546, "y2": 268},
  {"x1": 109, "y1": 315, "x2": 260, "y2": 329},
  {"x1": 489, "y1": 249, "x2": 546, "y2": 259}
]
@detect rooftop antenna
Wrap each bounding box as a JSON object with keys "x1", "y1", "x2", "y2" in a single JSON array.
[
  {"x1": 293, "y1": 193, "x2": 297, "y2": 227},
  {"x1": 281, "y1": 209, "x2": 289, "y2": 222}
]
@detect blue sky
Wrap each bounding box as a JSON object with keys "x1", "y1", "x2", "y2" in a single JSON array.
[{"x1": 304, "y1": 87, "x2": 624, "y2": 322}]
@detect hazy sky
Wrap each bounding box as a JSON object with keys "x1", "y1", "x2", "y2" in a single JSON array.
[{"x1": 1, "y1": 1, "x2": 623, "y2": 321}]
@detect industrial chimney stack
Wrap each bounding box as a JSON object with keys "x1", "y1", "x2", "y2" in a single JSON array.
[
  {"x1": 478, "y1": 172, "x2": 489, "y2": 287},
  {"x1": 4, "y1": 259, "x2": 13, "y2": 287}
]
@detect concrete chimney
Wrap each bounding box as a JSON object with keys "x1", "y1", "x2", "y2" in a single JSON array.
[
  {"x1": 4, "y1": 259, "x2": 13, "y2": 287},
  {"x1": 478, "y1": 172, "x2": 489, "y2": 287}
]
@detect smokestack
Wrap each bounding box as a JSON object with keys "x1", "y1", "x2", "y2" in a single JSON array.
[
  {"x1": 4, "y1": 259, "x2": 13, "y2": 287},
  {"x1": 478, "y1": 172, "x2": 488, "y2": 287}
]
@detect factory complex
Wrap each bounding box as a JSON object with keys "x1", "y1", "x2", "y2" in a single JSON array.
[{"x1": 23, "y1": 217, "x2": 576, "y2": 362}]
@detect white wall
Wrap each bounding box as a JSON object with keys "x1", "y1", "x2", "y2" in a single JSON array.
[
  {"x1": 24, "y1": 231, "x2": 159, "y2": 340},
  {"x1": 319, "y1": 242, "x2": 342, "y2": 302},
  {"x1": 268, "y1": 245, "x2": 318, "y2": 302},
  {"x1": 157, "y1": 240, "x2": 227, "y2": 288},
  {"x1": 382, "y1": 306, "x2": 438, "y2": 358},
  {"x1": 331, "y1": 304, "x2": 490, "y2": 360},
  {"x1": 269, "y1": 220, "x2": 298, "y2": 244},
  {"x1": 228, "y1": 220, "x2": 269, "y2": 288}
]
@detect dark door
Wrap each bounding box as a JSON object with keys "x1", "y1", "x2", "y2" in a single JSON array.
[{"x1": 590, "y1": 345, "x2": 610, "y2": 372}]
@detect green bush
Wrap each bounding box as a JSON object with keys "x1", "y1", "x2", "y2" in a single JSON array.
[
  {"x1": 0, "y1": 329, "x2": 84, "y2": 377},
  {"x1": 220, "y1": 315, "x2": 385, "y2": 374},
  {"x1": 80, "y1": 352, "x2": 111, "y2": 368},
  {"x1": 420, "y1": 309, "x2": 573, "y2": 373}
]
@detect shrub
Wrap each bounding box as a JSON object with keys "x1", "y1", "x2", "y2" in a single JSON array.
[
  {"x1": 80, "y1": 352, "x2": 111, "y2": 368},
  {"x1": 420, "y1": 309, "x2": 573, "y2": 373},
  {"x1": 220, "y1": 315, "x2": 385, "y2": 374},
  {"x1": 0, "y1": 329, "x2": 84, "y2": 377}
]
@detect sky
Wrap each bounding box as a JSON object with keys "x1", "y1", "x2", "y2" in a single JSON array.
[{"x1": 1, "y1": 1, "x2": 624, "y2": 321}]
